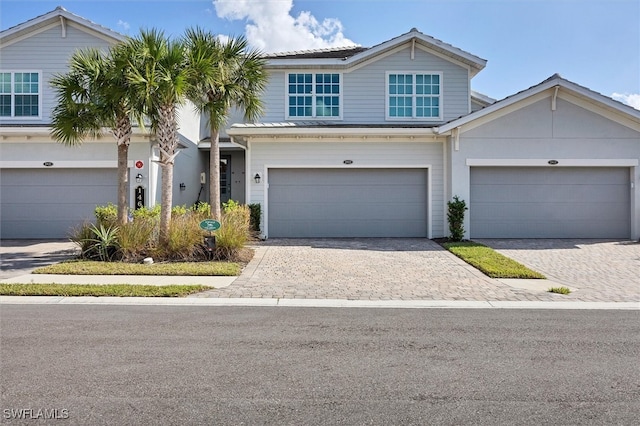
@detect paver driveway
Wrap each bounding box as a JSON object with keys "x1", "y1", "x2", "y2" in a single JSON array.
[
  {"x1": 478, "y1": 239, "x2": 640, "y2": 303},
  {"x1": 200, "y1": 238, "x2": 639, "y2": 302}
]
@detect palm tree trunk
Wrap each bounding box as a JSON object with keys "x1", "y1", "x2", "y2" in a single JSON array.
[
  {"x1": 159, "y1": 161, "x2": 173, "y2": 247},
  {"x1": 157, "y1": 104, "x2": 178, "y2": 248},
  {"x1": 209, "y1": 127, "x2": 221, "y2": 220},
  {"x1": 117, "y1": 143, "x2": 129, "y2": 225},
  {"x1": 114, "y1": 114, "x2": 132, "y2": 225}
]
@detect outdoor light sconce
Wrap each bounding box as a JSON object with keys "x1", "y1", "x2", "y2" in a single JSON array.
[
  {"x1": 179, "y1": 183, "x2": 186, "y2": 190},
  {"x1": 254, "y1": 173, "x2": 261, "y2": 184},
  {"x1": 135, "y1": 173, "x2": 143, "y2": 183}
]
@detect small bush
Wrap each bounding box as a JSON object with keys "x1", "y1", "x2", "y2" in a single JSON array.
[
  {"x1": 249, "y1": 203, "x2": 261, "y2": 233},
  {"x1": 118, "y1": 217, "x2": 157, "y2": 261},
  {"x1": 548, "y1": 286, "x2": 571, "y2": 295},
  {"x1": 152, "y1": 213, "x2": 204, "y2": 260},
  {"x1": 191, "y1": 202, "x2": 211, "y2": 220},
  {"x1": 214, "y1": 204, "x2": 251, "y2": 260},
  {"x1": 223, "y1": 199, "x2": 241, "y2": 213},
  {"x1": 69, "y1": 221, "x2": 96, "y2": 255},
  {"x1": 94, "y1": 203, "x2": 118, "y2": 228},
  {"x1": 132, "y1": 204, "x2": 161, "y2": 220},
  {"x1": 447, "y1": 196, "x2": 468, "y2": 242},
  {"x1": 84, "y1": 223, "x2": 121, "y2": 261}
]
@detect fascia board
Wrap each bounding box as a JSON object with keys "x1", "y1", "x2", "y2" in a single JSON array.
[
  {"x1": 1, "y1": 9, "x2": 124, "y2": 47},
  {"x1": 227, "y1": 126, "x2": 439, "y2": 137},
  {"x1": 266, "y1": 32, "x2": 486, "y2": 73},
  {"x1": 439, "y1": 78, "x2": 640, "y2": 134}
]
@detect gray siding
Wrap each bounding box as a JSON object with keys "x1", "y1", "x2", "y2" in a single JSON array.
[
  {"x1": 0, "y1": 24, "x2": 114, "y2": 125},
  {"x1": 259, "y1": 45, "x2": 471, "y2": 124}
]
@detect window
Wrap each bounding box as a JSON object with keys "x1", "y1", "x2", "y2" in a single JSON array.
[
  {"x1": 287, "y1": 73, "x2": 341, "y2": 119},
  {"x1": 0, "y1": 71, "x2": 41, "y2": 118},
  {"x1": 387, "y1": 72, "x2": 441, "y2": 120}
]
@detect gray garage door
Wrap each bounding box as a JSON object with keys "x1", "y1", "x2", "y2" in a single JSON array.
[
  {"x1": 1, "y1": 168, "x2": 118, "y2": 239},
  {"x1": 268, "y1": 168, "x2": 428, "y2": 238},
  {"x1": 470, "y1": 167, "x2": 630, "y2": 238}
]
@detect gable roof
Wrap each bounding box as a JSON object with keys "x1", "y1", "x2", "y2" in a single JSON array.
[
  {"x1": 265, "y1": 28, "x2": 487, "y2": 76},
  {"x1": 439, "y1": 74, "x2": 640, "y2": 133},
  {"x1": 0, "y1": 6, "x2": 124, "y2": 46}
]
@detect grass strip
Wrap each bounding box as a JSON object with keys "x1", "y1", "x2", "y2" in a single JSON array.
[
  {"x1": 0, "y1": 283, "x2": 209, "y2": 297},
  {"x1": 34, "y1": 261, "x2": 240, "y2": 276},
  {"x1": 441, "y1": 241, "x2": 545, "y2": 279}
]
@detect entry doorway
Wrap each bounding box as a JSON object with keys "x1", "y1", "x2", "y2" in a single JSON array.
[{"x1": 220, "y1": 155, "x2": 231, "y2": 203}]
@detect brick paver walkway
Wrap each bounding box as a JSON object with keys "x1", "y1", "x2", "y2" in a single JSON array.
[{"x1": 199, "y1": 238, "x2": 640, "y2": 302}]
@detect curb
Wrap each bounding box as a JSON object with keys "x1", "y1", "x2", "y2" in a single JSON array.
[{"x1": 1, "y1": 296, "x2": 638, "y2": 310}]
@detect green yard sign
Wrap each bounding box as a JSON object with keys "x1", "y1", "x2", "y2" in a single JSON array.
[{"x1": 199, "y1": 219, "x2": 221, "y2": 231}]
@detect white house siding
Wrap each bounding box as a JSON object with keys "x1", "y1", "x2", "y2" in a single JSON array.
[
  {"x1": 449, "y1": 95, "x2": 640, "y2": 239},
  {"x1": 249, "y1": 140, "x2": 445, "y2": 238},
  {"x1": 260, "y1": 46, "x2": 471, "y2": 124},
  {"x1": 0, "y1": 23, "x2": 114, "y2": 125}
]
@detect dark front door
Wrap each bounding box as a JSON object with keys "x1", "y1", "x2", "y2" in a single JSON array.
[{"x1": 220, "y1": 155, "x2": 231, "y2": 203}]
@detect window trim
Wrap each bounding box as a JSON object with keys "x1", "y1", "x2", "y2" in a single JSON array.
[
  {"x1": 0, "y1": 70, "x2": 43, "y2": 120},
  {"x1": 285, "y1": 71, "x2": 343, "y2": 120},
  {"x1": 385, "y1": 71, "x2": 443, "y2": 121}
]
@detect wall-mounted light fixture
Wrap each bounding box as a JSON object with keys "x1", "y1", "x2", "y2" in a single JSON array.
[
  {"x1": 254, "y1": 173, "x2": 261, "y2": 184},
  {"x1": 179, "y1": 183, "x2": 186, "y2": 190},
  {"x1": 136, "y1": 173, "x2": 143, "y2": 183}
]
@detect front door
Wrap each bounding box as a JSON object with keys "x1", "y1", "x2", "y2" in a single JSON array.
[{"x1": 220, "y1": 155, "x2": 231, "y2": 203}]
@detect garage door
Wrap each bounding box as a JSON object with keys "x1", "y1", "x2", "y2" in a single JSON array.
[
  {"x1": 470, "y1": 167, "x2": 630, "y2": 238},
  {"x1": 1, "y1": 169, "x2": 118, "y2": 239},
  {"x1": 268, "y1": 168, "x2": 428, "y2": 238}
]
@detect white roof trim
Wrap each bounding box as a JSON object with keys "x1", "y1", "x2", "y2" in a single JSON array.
[
  {"x1": 439, "y1": 76, "x2": 640, "y2": 133},
  {"x1": 266, "y1": 29, "x2": 487, "y2": 76},
  {"x1": 227, "y1": 125, "x2": 439, "y2": 138},
  {"x1": 0, "y1": 6, "x2": 124, "y2": 44}
]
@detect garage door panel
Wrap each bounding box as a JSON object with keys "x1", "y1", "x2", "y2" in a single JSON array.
[
  {"x1": 470, "y1": 167, "x2": 630, "y2": 238},
  {"x1": 1, "y1": 169, "x2": 118, "y2": 238},
  {"x1": 268, "y1": 168, "x2": 428, "y2": 238}
]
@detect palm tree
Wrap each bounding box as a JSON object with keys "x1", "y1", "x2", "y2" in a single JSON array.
[
  {"x1": 50, "y1": 47, "x2": 142, "y2": 225},
  {"x1": 123, "y1": 29, "x2": 189, "y2": 246},
  {"x1": 184, "y1": 28, "x2": 268, "y2": 220}
]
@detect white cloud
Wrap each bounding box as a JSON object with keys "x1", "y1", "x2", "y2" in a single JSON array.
[
  {"x1": 117, "y1": 20, "x2": 130, "y2": 32},
  {"x1": 612, "y1": 92, "x2": 640, "y2": 110},
  {"x1": 213, "y1": 0, "x2": 357, "y2": 53}
]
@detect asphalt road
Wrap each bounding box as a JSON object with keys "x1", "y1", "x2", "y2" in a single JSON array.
[{"x1": 1, "y1": 306, "x2": 638, "y2": 425}]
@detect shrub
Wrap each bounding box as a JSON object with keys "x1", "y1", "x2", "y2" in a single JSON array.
[
  {"x1": 447, "y1": 196, "x2": 468, "y2": 242},
  {"x1": 69, "y1": 221, "x2": 96, "y2": 256},
  {"x1": 132, "y1": 204, "x2": 161, "y2": 220},
  {"x1": 248, "y1": 203, "x2": 261, "y2": 233},
  {"x1": 152, "y1": 213, "x2": 204, "y2": 261},
  {"x1": 190, "y1": 202, "x2": 211, "y2": 220},
  {"x1": 94, "y1": 203, "x2": 118, "y2": 228},
  {"x1": 222, "y1": 199, "x2": 241, "y2": 213},
  {"x1": 84, "y1": 223, "x2": 121, "y2": 261},
  {"x1": 118, "y1": 217, "x2": 157, "y2": 261},
  {"x1": 214, "y1": 204, "x2": 250, "y2": 260}
]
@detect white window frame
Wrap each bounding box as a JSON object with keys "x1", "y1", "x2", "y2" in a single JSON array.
[
  {"x1": 386, "y1": 71, "x2": 443, "y2": 121},
  {"x1": 0, "y1": 70, "x2": 43, "y2": 120},
  {"x1": 285, "y1": 72, "x2": 343, "y2": 120}
]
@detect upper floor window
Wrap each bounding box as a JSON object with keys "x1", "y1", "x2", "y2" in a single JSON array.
[
  {"x1": 387, "y1": 72, "x2": 442, "y2": 120},
  {"x1": 287, "y1": 73, "x2": 341, "y2": 119},
  {"x1": 0, "y1": 71, "x2": 41, "y2": 118}
]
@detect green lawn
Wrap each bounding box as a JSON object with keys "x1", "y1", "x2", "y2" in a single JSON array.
[
  {"x1": 33, "y1": 260, "x2": 240, "y2": 276},
  {"x1": 0, "y1": 284, "x2": 209, "y2": 297},
  {"x1": 441, "y1": 241, "x2": 545, "y2": 279}
]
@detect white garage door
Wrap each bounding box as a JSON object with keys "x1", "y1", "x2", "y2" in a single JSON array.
[
  {"x1": 268, "y1": 168, "x2": 428, "y2": 238},
  {"x1": 0, "y1": 168, "x2": 118, "y2": 239},
  {"x1": 470, "y1": 167, "x2": 630, "y2": 238}
]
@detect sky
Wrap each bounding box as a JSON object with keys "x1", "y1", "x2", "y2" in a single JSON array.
[{"x1": 1, "y1": 0, "x2": 639, "y2": 108}]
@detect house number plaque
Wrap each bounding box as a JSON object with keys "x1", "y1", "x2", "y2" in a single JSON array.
[{"x1": 135, "y1": 186, "x2": 145, "y2": 210}]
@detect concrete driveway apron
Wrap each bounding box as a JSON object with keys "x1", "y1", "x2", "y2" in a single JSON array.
[{"x1": 200, "y1": 238, "x2": 614, "y2": 302}]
